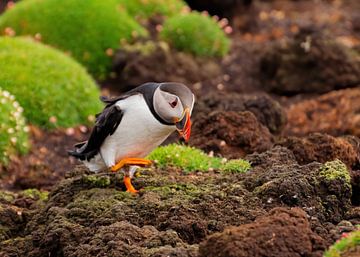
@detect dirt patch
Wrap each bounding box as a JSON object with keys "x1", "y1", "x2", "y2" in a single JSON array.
[
  {"x1": 194, "y1": 92, "x2": 286, "y2": 134},
  {"x1": 259, "y1": 31, "x2": 360, "y2": 95},
  {"x1": 191, "y1": 111, "x2": 273, "y2": 158},
  {"x1": 277, "y1": 133, "x2": 360, "y2": 169},
  {"x1": 102, "y1": 41, "x2": 223, "y2": 95},
  {"x1": 0, "y1": 126, "x2": 90, "y2": 191},
  {"x1": 199, "y1": 207, "x2": 326, "y2": 257},
  {"x1": 284, "y1": 88, "x2": 360, "y2": 137},
  {"x1": 1, "y1": 145, "x2": 356, "y2": 256}
]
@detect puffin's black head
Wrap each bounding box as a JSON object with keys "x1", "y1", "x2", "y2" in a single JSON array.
[{"x1": 153, "y1": 82, "x2": 195, "y2": 142}]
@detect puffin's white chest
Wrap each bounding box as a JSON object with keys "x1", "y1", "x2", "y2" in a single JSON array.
[{"x1": 100, "y1": 94, "x2": 175, "y2": 166}]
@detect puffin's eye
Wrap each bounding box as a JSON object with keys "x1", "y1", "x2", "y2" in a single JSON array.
[{"x1": 169, "y1": 98, "x2": 178, "y2": 108}]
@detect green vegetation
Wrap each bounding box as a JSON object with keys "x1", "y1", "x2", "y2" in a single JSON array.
[
  {"x1": 221, "y1": 159, "x2": 251, "y2": 174},
  {"x1": 160, "y1": 12, "x2": 230, "y2": 57},
  {"x1": 117, "y1": 0, "x2": 187, "y2": 20},
  {"x1": 0, "y1": 88, "x2": 29, "y2": 165},
  {"x1": 324, "y1": 229, "x2": 360, "y2": 257},
  {"x1": 319, "y1": 160, "x2": 351, "y2": 184},
  {"x1": 19, "y1": 189, "x2": 48, "y2": 201},
  {"x1": 0, "y1": 0, "x2": 147, "y2": 78},
  {"x1": 0, "y1": 37, "x2": 102, "y2": 128},
  {"x1": 148, "y1": 144, "x2": 250, "y2": 173},
  {"x1": 82, "y1": 175, "x2": 111, "y2": 188}
]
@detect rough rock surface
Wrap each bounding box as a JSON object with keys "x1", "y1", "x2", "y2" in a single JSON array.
[
  {"x1": 245, "y1": 147, "x2": 352, "y2": 223},
  {"x1": 105, "y1": 41, "x2": 222, "y2": 93},
  {"x1": 194, "y1": 92, "x2": 286, "y2": 134},
  {"x1": 191, "y1": 111, "x2": 274, "y2": 158},
  {"x1": 259, "y1": 33, "x2": 360, "y2": 94},
  {"x1": 0, "y1": 147, "x2": 356, "y2": 256},
  {"x1": 285, "y1": 88, "x2": 360, "y2": 137},
  {"x1": 198, "y1": 207, "x2": 326, "y2": 257},
  {"x1": 278, "y1": 133, "x2": 360, "y2": 169}
]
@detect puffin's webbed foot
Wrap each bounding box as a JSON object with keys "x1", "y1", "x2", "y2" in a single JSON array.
[
  {"x1": 111, "y1": 158, "x2": 152, "y2": 194},
  {"x1": 124, "y1": 176, "x2": 138, "y2": 194},
  {"x1": 111, "y1": 158, "x2": 152, "y2": 172}
]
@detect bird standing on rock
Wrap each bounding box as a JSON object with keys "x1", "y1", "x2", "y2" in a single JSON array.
[{"x1": 69, "y1": 82, "x2": 195, "y2": 193}]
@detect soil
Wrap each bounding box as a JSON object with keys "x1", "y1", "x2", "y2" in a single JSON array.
[{"x1": 1, "y1": 0, "x2": 360, "y2": 256}]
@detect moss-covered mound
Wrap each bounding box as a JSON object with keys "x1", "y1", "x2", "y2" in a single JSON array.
[
  {"x1": 0, "y1": 88, "x2": 29, "y2": 165},
  {"x1": 0, "y1": 0, "x2": 147, "y2": 78},
  {"x1": 160, "y1": 12, "x2": 230, "y2": 57},
  {"x1": 0, "y1": 37, "x2": 102, "y2": 128},
  {"x1": 117, "y1": 0, "x2": 187, "y2": 20},
  {"x1": 324, "y1": 229, "x2": 360, "y2": 257},
  {"x1": 148, "y1": 144, "x2": 251, "y2": 173}
]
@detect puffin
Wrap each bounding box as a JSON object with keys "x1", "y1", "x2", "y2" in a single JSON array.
[{"x1": 68, "y1": 82, "x2": 195, "y2": 193}]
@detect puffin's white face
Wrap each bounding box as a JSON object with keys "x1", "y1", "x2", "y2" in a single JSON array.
[
  {"x1": 153, "y1": 84, "x2": 194, "y2": 142},
  {"x1": 154, "y1": 90, "x2": 184, "y2": 122}
]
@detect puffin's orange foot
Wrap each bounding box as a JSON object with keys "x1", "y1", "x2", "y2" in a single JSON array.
[
  {"x1": 124, "y1": 176, "x2": 138, "y2": 194},
  {"x1": 111, "y1": 158, "x2": 152, "y2": 172}
]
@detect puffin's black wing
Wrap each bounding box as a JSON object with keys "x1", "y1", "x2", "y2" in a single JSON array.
[{"x1": 68, "y1": 104, "x2": 123, "y2": 161}]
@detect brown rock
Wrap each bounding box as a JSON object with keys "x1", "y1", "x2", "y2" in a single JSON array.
[
  {"x1": 194, "y1": 92, "x2": 286, "y2": 134},
  {"x1": 259, "y1": 32, "x2": 360, "y2": 95},
  {"x1": 285, "y1": 88, "x2": 360, "y2": 137},
  {"x1": 191, "y1": 111, "x2": 273, "y2": 158},
  {"x1": 199, "y1": 207, "x2": 326, "y2": 257},
  {"x1": 278, "y1": 133, "x2": 360, "y2": 168}
]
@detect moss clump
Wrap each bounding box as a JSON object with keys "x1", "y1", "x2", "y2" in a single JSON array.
[
  {"x1": 324, "y1": 229, "x2": 360, "y2": 257},
  {"x1": 319, "y1": 160, "x2": 351, "y2": 184},
  {"x1": 148, "y1": 144, "x2": 251, "y2": 173},
  {"x1": 160, "y1": 11, "x2": 230, "y2": 57},
  {"x1": 0, "y1": 37, "x2": 102, "y2": 128},
  {"x1": 148, "y1": 144, "x2": 222, "y2": 172},
  {"x1": 221, "y1": 159, "x2": 251, "y2": 174},
  {"x1": 0, "y1": 191, "x2": 16, "y2": 203},
  {"x1": 82, "y1": 175, "x2": 111, "y2": 188},
  {"x1": 117, "y1": 0, "x2": 187, "y2": 20},
  {"x1": 0, "y1": 88, "x2": 29, "y2": 165},
  {"x1": 19, "y1": 189, "x2": 48, "y2": 201},
  {"x1": 0, "y1": 0, "x2": 147, "y2": 78}
]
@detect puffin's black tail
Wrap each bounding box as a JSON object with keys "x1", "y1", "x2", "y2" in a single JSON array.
[{"x1": 68, "y1": 141, "x2": 97, "y2": 161}]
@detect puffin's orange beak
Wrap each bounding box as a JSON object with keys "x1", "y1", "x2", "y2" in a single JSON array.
[{"x1": 176, "y1": 108, "x2": 191, "y2": 142}]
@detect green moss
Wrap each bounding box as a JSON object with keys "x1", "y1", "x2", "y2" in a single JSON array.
[
  {"x1": 19, "y1": 189, "x2": 48, "y2": 201},
  {"x1": 324, "y1": 229, "x2": 360, "y2": 257},
  {"x1": 144, "y1": 183, "x2": 202, "y2": 198},
  {"x1": 148, "y1": 144, "x2": 222, "y2": 172},
  {"x1": 82, "y1": 175, "x2": 111, "y2": 188},
  {"x1": 0, "y1": 88, "x2": 29, "y2": 165},
  {"x1": 148, "y1": 144, "x2": 251, "y2": 173},
  {"x1": 0, "y1": 0, "x2": 147, "y2": 78},
  {"x1": 117, "y1": 0, "x2": 187, "y2": 20},
  {"x1": 319, "y1": 160, "x2": 351, "y2": 184},
  {"x1": 160, "y1": 11, "x2": 230, "y2": 57},
  {"x1": 0, "y1": 191, "x2": 15, "y2": 203},
  {"x1": 221, "y1": 159, "x2": 251, "y2": 174},
  {"x1": 0, "y1": 37, "x2": 102, "y2": 128}
]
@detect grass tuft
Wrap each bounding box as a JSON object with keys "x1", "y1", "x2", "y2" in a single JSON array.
[
  {"x1": 324, "y1": 229, "x2": 360, "y2": 257},
  {"x1": 148, "y1": 144, "x2": 250, "y2": 173},
  {"x1": 0, "y1": 0, "x2": 147, "y2": 78},
  {"x1": 0, "y1": 37, "x2": 102, "y2": 128},
  {"x1": 117, "y1": 0, "x2": 187, "y2": 20},
  {"x1": 160, "y1": 11, "x2": 230, "y2": 57}
]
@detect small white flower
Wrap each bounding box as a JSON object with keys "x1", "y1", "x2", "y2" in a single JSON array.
[
  {"x1": 13, "y1": 101, "x2": 19, "y2": 108},
  {"x1": 3, "y1": 91, "x2": 10, "y2": 98},
  {"x1": 23, "y1": 126, "x2": 30, "y2": 132},
  {"x1": 10, "y1": 137, "x2": 17, "y2": 144},
  {"x1": 7, "y1": 128, "x2": 14, "y2": 134}
]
